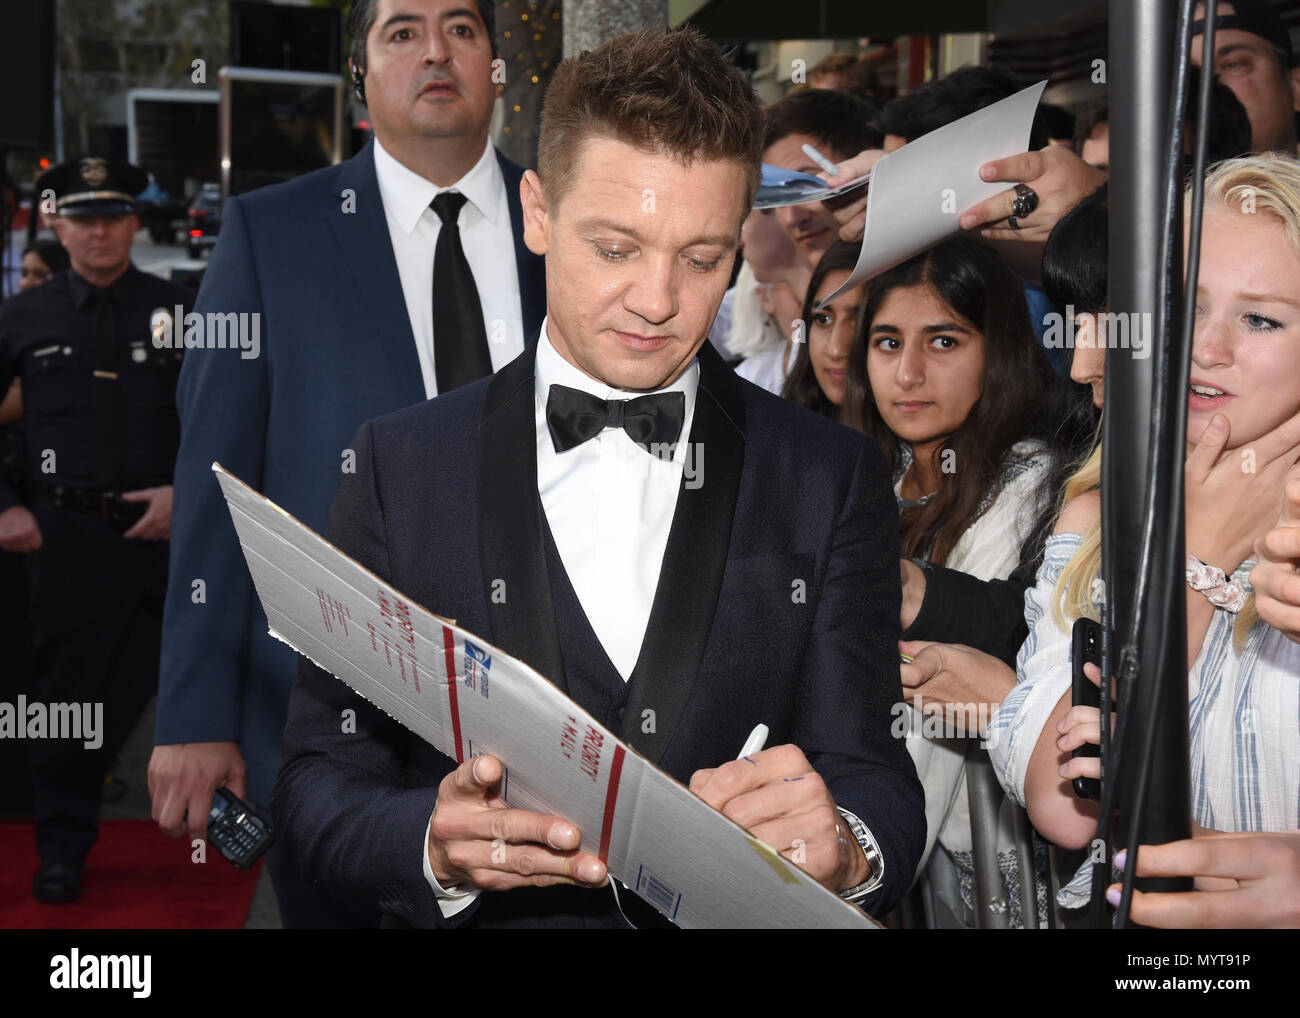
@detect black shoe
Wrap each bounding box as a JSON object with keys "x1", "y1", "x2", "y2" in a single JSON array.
[{"x1": 32, "y1": 860, "x2": 83, "y2": 904}]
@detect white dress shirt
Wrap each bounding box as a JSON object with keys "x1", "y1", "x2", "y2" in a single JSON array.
[
  {"x1": 533, "y1": 320, "x2": 700, "y2": 679},
  {"x1": 372, "y1": 137, "x2": 526, "y2": 398},
  {"x1": 423, "y1": 318, "x2": 700, "y2": 915}
]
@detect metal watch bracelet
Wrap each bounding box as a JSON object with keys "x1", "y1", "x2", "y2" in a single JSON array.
[{"x1": 836, "y1": 806, "x2": 884, "y2": 903}]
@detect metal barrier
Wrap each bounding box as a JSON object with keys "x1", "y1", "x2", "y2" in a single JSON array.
[
  {"x1": 966, "y1": 746, "x2": 1011, "y2": 928},
  {"x1": 969, "y1": 743, "x2": 1045, "y2": 929},
  {"x1": 902, "y1": 742, "x2": 1044, "y2": 929}
]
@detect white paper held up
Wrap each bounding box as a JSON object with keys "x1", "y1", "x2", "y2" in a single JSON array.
[{"x1": 817, "y1": 80, "x2": 1047, "y2": 307}]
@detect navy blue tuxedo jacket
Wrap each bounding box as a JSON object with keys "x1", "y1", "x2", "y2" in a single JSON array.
[
  {"x1": 156, "y1": 140, "x2": 545, "y2": 810},
  {"x1": 273, "y1": 342, "x2": 926, "y2": 926}
]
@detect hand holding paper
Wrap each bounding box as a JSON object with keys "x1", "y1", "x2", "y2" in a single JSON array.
[
  {"x1": 428, "y1": 752, "x2": 607, "y2": 892},
  {"x1": 816, "y1": 81, "x2": 1047, "y2": 307},
  {"x1": 961, "y1": 145, "x2": 1108, "y2": 242},
  {"x1": 821, "y1": 148, "x2": 888, "y2": 242}
]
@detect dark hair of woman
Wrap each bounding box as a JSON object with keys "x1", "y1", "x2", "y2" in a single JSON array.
[
  {"x1": 1042, "y1": 184, "x2": 1108, "y2": 315},
  {"x1": 781, "y1": 239, "x2": 862, "y2": 420},
  {"x1": 23, "y1": 239, "x2": 70, "y2": 275},
  {"x1": 841, "y1": 235, "x2": 1087, "y2": 567},
  {"x1": 1034, "y1": 183, "x2": 1112, "y2": 583}
]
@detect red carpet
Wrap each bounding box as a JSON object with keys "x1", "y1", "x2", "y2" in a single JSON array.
[{"x1": 0, "y1": 820, "x2": 262, "y2": 928}]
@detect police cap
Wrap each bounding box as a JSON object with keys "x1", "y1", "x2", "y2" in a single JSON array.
[{"x1": 36, "y1": 157, "x2": 149, "y2": 217}]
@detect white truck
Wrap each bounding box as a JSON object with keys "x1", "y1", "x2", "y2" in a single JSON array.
[{"x1": 126, "y1": 88, "x2": 220, "y2": 244}]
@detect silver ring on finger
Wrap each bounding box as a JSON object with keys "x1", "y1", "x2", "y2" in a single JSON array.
[
  {"x1": 1012, "y1": 183, "x2": 1039, "y2": 219},
  {"x1": 1008, "y1": 215, "x2": 1020, "y2": 231}
]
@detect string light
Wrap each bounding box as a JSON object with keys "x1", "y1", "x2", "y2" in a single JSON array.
[{"x1": 502, "y1": 2, "x2": 561, "y2": 132}]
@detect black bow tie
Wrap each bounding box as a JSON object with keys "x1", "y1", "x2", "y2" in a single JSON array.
[{"x1": 545, "y1": 383, "x2": 686, "y2": 457}]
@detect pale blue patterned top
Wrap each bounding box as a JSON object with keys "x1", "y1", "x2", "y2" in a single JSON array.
[{"x1": 987, "y1": 530, "x2": 1300, "y2": 908}]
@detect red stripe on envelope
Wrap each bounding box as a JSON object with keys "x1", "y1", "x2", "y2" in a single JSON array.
[
  {"x1": 598, "y1": 745, "x2": 625, "y2": 864},
  {"x1": 442, "y1": 626, "x2": 463, "y2": 764}
]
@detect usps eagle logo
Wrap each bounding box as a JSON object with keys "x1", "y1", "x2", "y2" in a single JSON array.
[
  {"x1": 79, "y1": 157, "x2": 108, "y2": 188},
  {"x1": 463, "y1": 640, "x2": 491, "y2": 699}
]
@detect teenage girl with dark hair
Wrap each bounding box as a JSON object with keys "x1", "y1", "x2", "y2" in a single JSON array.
[{"x1": 842, "y1": 234, "x2": 1083, "y2": 927}]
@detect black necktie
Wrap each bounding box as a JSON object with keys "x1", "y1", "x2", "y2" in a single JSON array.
[
  {"x1": 431, "y1": 191, "x2": 492, "y2": 393},
  {"x1": 545, "y1": 384, "x2": 686, "y2": 457}
]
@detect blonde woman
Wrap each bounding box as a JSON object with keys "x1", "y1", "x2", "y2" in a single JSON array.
[{"x1": 985, "y1": 154, "x2": 1300, "y2": 920}]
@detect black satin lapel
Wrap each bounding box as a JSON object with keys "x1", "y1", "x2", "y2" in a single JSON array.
[
  {"x1": 326, "y1": 143, "x2": 425, "y2": 406},
  {"x1": 476, "y1": 349, "x2": 567, "y2": 694},
  {"x1": 619, "y1": 344, "x2": 745, "y2": 762}
]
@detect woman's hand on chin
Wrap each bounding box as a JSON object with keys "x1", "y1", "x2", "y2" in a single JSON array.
[{"x1": 1184, "y1": 409, "x2": 1300, "y2": 574}]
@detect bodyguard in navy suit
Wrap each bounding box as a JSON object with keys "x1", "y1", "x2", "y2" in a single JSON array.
[
  {"x1": 148, "y1": 0, "x2": 542, "y2": 925},
  {"x1": 273, "y1": 26, "x2": 924, "y2": 927}
]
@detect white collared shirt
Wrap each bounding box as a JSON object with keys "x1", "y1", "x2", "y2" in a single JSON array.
[
  {"x1": 372, "y1": 136, "x2": 526, "y2": 398},
  {"x1": 533, "y1": 318, "x2": 700, "y2": 680},
  {"x1": 422, "y1": 317, "x2": 700, "y2": 917}
]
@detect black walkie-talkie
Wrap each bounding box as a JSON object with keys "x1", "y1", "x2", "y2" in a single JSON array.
[{"x1": 206, "y1": 786, "x2": 274, "y2": 869}]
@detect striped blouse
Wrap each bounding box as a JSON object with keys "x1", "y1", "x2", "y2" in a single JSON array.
[{"x1": 987, "y1": 530, "x2": 1300, "y2": 906}]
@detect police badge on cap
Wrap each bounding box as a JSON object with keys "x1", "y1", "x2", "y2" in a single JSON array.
[
  {"x1": 36, "y1": 156, "x2": 149, "y2": 217},
  {"x1": 80, "y1": 157, "x2": 108, "y2": 188}
]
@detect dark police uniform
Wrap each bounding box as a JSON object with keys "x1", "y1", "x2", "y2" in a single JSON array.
[{"x1": 0, "y1": 157, "x2": 191, "y2": 898}]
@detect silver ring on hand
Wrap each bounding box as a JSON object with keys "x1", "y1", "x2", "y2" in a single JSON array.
[{"x1": 1012, "y1": 183, "x2": 1039, "y2": 219}]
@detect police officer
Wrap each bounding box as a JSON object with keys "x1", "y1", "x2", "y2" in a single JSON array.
[{"x1": 0, "y1": 157, "x2": 191, "y2": 903}]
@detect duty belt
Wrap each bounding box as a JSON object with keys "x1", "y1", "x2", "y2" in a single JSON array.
[{"x1": 36, "y1": 482, "x2": 148, "y2": 530}]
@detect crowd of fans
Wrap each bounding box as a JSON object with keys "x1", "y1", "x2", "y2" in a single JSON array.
[{"x1": 710, "y1": 3, "x2": 1300, "y2": 928}]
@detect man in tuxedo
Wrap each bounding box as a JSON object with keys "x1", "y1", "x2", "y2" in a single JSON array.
[
  {"x1": 273, "y1": 25, "x2": 924, "y2": 927},
  {"x1": 148, "y1": 0, "x2": 544, "y2": 926}
]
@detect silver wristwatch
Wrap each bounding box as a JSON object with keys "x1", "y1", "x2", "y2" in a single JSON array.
[{"x1": 836, "y1": 806, "x2": 884, "y2": 904}]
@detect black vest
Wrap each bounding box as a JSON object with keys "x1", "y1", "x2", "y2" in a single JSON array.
[
  {"x1": 540, "y1": 513, "x2": 634, "y2": 727},
  {"x1": 442, "y1": 509, "x2": 672, "y2": 929}
]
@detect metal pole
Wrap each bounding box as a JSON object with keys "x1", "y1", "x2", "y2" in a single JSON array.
[
  {"x1": 1011, "y1": 804, "x2": 1040, "y2": 929},
  {"x1": 1047, "y1": 844, "x2": 1063, "y2": 929},
  {"x1": 1103, "y1": 0, "x2": 1194, "y2": 926},
  {"x1": 965, "y1": 746, "x2": 1009, "y2": 929}
]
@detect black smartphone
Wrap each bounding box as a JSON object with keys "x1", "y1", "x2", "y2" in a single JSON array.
[
  {"x1": 1070, "y1": 617, "x2": 1102, "y2": 800},
  {"x1": 206, "y1": 786, "x2": 274, "y2": 869}
]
